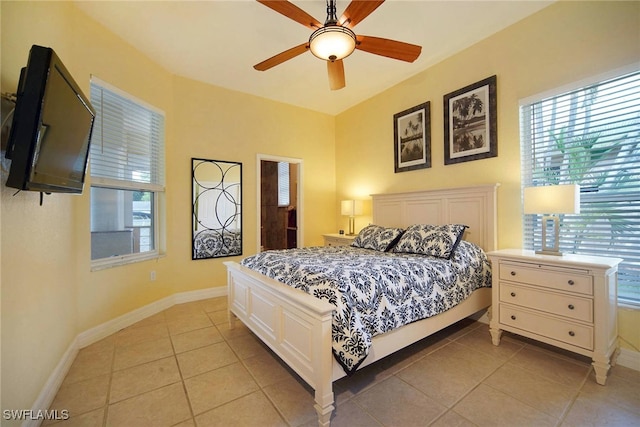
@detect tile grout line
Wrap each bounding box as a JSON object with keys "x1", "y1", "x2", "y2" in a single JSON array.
[
  {"x1": 111, "y1": 309, "x2": 204, "y2": 424},
  {"x1": 431, "y1": 348, "x2": 508, "y2": 426},
  {"x1": 173, "y1": 303, "x2": 290, "y2": 425},
  {"x1": 226, "y1": 323, "x2": 294, "y2": 426},
  {"x1": 175, "y1": 304, "x2": 226, "y2": 423},
  {"x1": 331, "y1": 325, "x2": 486, "y2": 424},
  {"x1": 348, "y1": 393, "x2": 386, "y2": 427},
  {"x1": 466, "y1": 338, "x2": 592, "y2": 427},
  {"x1": 168, "y1": 318, "x2": 198, "y2": 426},
  {"x1": 102, "y1": 334, "x2": 118, "y2": 427},
  {"x1": 554, "y1": 365, "x2": 593, "y2": 427},
  {"x1": 108, "y1": 317, "x2": 194, "y2": 425}
]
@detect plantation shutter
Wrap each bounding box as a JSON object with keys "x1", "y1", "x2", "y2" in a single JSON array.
[
  {"x1": 89, "y1": 78, "x2": 165, "y2": 191},
  {"x1": 520, "y1": 70, "x2": 640, "y2": 304}
]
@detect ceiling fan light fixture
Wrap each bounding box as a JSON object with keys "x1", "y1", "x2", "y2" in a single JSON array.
[{"x1": 309, "y1": 25, "x2": 356, "y2": 61}]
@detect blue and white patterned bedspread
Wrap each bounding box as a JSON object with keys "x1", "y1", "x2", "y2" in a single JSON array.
[{"x1": 240, "y1": 240, "x2": 491, "y2": 374}]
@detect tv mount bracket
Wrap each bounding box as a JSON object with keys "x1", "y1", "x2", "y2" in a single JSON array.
[
  {"x1": 2, "y1": 91, "x2": 49, "y2": 206},
  {"x1": 1, "y1": 92, "x2": 17, "y2": 104}
]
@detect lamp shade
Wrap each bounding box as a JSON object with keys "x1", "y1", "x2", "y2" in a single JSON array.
[
  {"x1": 341, "y1": 200, "x2": 363, "y2": 216},
  {"x1": 309, "y1": 26, "x2": 356, "y2": 61},
  {"x1": 524, "y1": 184, "x2": 581, "y2": 214}
]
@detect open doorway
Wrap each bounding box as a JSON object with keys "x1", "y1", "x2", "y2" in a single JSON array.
[{"x1": 257, "y1": 155, "x2": 302, "y2": 252}]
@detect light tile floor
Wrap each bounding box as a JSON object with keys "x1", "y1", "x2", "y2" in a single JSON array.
[{"x1": 46, "y1": 297, "x2": 640, "y2": 426}]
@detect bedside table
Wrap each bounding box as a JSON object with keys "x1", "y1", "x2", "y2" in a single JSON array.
[
  {"x1": 487, "y1": 249, "x2": 622, "y2": 385},
  {"x1": 322, "y1": 233, "x2": 356, "y2": 247}
]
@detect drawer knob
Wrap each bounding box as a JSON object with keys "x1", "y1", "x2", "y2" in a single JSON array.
[
  {"x1": 510, "y1": 292, "x2": 516, "y2": 297},
  {"x1": 568, "y1": 280, "x2": 575, "y2": 285},
  {"x1": 510, "y1": 271, "x2": 516, "y2": 276},
  {"x1": 568, "y1": 304, "x2": 575, "y2": 310},
  {"x1": 569, "y1": 331, "x2": 575, "y2": 337},
  {"x1": 511, "y1": 315, "x2": 516, "y2": 320}
]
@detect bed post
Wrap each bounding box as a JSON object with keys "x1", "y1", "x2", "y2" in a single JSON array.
[
  {"x1": 226, "y1": 267, "x2": 237, "y2": 329},
  {"x1": 313, "y1": 314, "x2": 334, "y2": 427}
]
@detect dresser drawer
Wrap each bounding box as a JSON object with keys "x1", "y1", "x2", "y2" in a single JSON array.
[
  {"x1": 499, "y1": 262, "x2": 593, "y2": 296},
  {"x1": 499, "y1": 283, "x2": 593, "y2": 322},
  {"x1": 324, "y1": 236, "x2": 353, "y2": 247},
  {"x1": 499, "y1": 304, "x2": 593, "y2": 350},
  {"x1": 324, "y1": 237, "x2": 339, "y2": 247}
]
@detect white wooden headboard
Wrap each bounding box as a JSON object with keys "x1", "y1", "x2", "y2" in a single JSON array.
[{"x1": 372, "y1": 184, "x2": 499, "y2": 252}]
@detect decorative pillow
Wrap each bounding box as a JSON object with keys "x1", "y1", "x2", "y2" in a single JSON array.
[
  {"x1": 392, "y1": 224, "x2": 468, "y2": 259},
  {"x1": 351, "y1": 225, "x2": 405, "y2": 252}
]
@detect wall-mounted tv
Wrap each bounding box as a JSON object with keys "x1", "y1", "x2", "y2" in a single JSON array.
[{"x1": 5, "y1": 45, "x2": 95, "y2": 194}]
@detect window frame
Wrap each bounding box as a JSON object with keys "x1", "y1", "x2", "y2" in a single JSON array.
[
  {"x1": 90, "y1": 187, "x2": 162, "y2": 271},
  {"x1": 519, "y1": 64, "x2": 640, "y2": 307},
  {"x1": 89, "y1": 77, "x2": 166, "y2": 270}
]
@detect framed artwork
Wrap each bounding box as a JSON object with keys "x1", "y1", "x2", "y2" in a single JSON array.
[
  {"x1": 192, "y1": 158, "x2": 242, "y2": 259},
  {"x1": 444, "y1": 75, "x2": 497, "y2": 165},
  {"x1": 394, "y1": 101, "x2": 431, "y2": 173}
]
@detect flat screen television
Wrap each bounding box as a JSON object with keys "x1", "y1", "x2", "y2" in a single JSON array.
[{"x1": 5, "y1": 45, "x2": 95, "y2": 194}]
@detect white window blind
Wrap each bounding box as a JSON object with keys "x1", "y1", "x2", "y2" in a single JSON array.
[
  {"x1": 89, "y1": 79, "x2": 165, "y2": 191},
  {"x1": 89, "y1": 78, "x2": 165, "y2": 265},
  {"x1": 278, "y1": 162, "x2": 290, "y2": 207},
  {"x1": 521, "y1": 70, "x2": 640, "y2": 304}
]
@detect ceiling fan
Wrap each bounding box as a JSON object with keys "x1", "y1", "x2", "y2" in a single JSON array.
[{"x1": 254, "y1": 0, "x2": 422, "y2": 90}]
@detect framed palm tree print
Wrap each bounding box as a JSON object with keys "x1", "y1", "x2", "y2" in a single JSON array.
[
  {"x1": 394, "y1": 101, "x2": 431, "y2": 173},
  {"x1": 444, "y1": 75, "x2": 497, "y2": 165}
]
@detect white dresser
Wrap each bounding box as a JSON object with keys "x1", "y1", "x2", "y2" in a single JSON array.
[
  {"x1": 322, "y1": 233, "x2": 356, "y2": 247},
  {"x1": 488, "y1": 249, "x2": 622, "y2": 385}
]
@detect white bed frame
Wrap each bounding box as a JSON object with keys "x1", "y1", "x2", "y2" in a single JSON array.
[{"x1": 225, "y1": 184, "x2": 499, "y2": 426}]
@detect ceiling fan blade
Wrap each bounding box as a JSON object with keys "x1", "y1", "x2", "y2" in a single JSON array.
[
  {"x1": 327, "y1": 60, "x2": 346, "y2": 90},
  {"x1": 254, "y1": 42, "x2": 309, "y2": 71},
  {"x1": 339, "y1": 0, "x2": 385, "y2": 29},
  {"x1": 356, "y1": 35, "x2": 422, "y2": 62},
  {"x1": 257, "y1": 0, "x2": 322, "y2": 29}
]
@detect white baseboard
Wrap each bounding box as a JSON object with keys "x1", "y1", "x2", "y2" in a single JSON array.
[
  {"x1": 25, "y1": 337, "x2": 79, "y2": 427},
  {"x1": 174, "y1": 286, "x2": 225, "y2": 304},
  {"x1": 77, "y1": 286, "x2": 226, "y2": 348},
  {"x1": 471, "y1": 309, "x2": 490, "y2": 324},
  {"x1": 617, "y1": 347, "x2": 640, "y2": 372},
  {"x1": 26, "y1": 287, "x2": 227, "y2": 427},
  {"x1": 75, "y1": 295, "x2": 174, "y2": 349}
]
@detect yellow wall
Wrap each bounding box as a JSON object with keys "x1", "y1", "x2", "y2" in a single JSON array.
[
  {"x1": 1, "y1": 0, "x2": 639, "y2": 417},
  {"x1": 2, "y1": 2, "x2": 86, "y2": 415},
  {"x1": 619, "y1": 308, "x2": 640, "y2": 353},
  {"x1": 165, "y1": 74, "x2": 336, "y2": 299},
  {"x1": 1, "y1": 1, "x2": 335, "y2": 416},
  {"x1": 335, "y1": 0, "x2": 640, "y2": 352}
]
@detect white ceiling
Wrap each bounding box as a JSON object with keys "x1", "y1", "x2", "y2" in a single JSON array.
[{"x1": 74, "y1": 0, "x2": 553, "y2": 115}]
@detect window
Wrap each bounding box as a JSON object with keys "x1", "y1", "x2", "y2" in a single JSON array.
[
  {"x1": 89, "y1": 78, "x2": 165, "y2": 268},
  {"x1": 277, "y1": 161, "x2": 290, "y2": 207},
  {"x1": 521, "y1": 70, "x2": 640, "y2": 305}
]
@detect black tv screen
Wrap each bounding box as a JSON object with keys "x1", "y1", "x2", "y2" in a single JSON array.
[{"x1": 5, "y1": 45, "x2": 95, "y2": 194}]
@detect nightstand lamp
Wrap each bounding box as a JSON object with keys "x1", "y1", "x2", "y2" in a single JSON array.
[
  {"x1": 341, "y1": 200, "x2": 363, "y2": 235},
  {"x1": 524, "y1": 184, "x2": 580, "y2": 256}
]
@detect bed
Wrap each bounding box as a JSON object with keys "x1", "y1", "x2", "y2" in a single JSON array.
[{"x1": 225, "y1": 184, "x2": 498, "y2": 426}]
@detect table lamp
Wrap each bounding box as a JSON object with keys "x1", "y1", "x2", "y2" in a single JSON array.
[
  {"x1": 524, "y1": 184, "x2": 580, "y2": 256},
  {"x1": 341, "y1": 200, "x2": 363, "y2": 235}
]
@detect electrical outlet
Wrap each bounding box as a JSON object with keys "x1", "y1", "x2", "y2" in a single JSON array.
[{"x1": 150, "y1": 270, "x2": 156, "y2": 281}]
